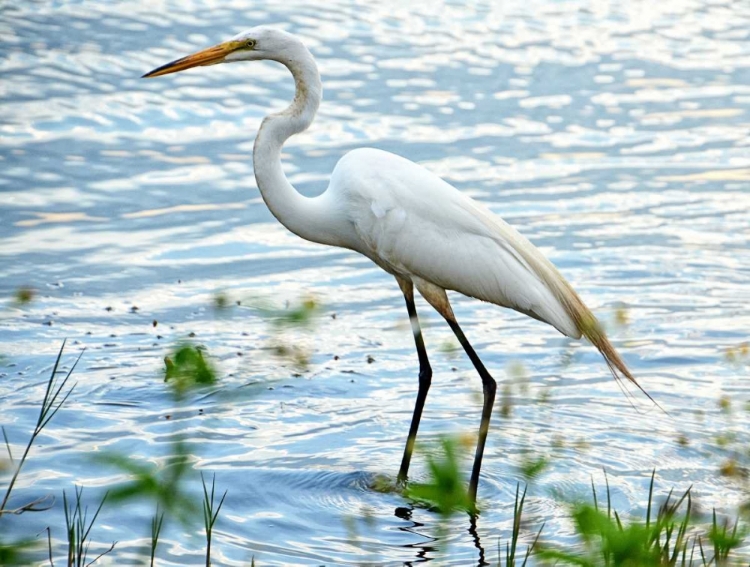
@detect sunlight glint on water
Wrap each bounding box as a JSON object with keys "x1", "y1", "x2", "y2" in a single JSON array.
[{"x1": 1, "y1": 0, "x2": 749, "y2": 564}]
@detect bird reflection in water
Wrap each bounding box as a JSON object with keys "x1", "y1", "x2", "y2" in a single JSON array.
[{"x1": 394, "y1": 505, "x2": 490, "y2": 565}]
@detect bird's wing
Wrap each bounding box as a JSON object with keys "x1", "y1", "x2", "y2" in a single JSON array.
[
  {"x1": 331, "y1": 148, "x2": 657, "y2": 407},
  {"x1": 333, "y1": 148, "x2": 580, "y2": 338}
]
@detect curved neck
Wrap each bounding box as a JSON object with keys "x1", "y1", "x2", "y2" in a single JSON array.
[{"x1": 253, "y1": 44, "x2": 339, "y2": 246}]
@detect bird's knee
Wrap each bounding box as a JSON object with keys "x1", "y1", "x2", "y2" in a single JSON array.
[
  {"x1": 418, "y1": 366, "x2": 432, "y2": 387},
  {"x1": 483, "y1": 375, "x2": 496, "y2": 396}
]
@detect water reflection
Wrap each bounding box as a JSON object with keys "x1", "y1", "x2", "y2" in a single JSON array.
[
  {"x1": 395, "y1": 506, "x2": 439, "y2": 564},
  {"x1": 1, "y1": 0, "x2": 749, "y2": 564}
]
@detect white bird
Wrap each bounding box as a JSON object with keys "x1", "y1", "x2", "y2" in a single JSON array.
[{"x1": 143, "y1": 26, "x2": 654, "y2": 507}]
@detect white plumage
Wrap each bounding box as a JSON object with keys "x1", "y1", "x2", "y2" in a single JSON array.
[
  {"x1": 144, "y1": 26, "x2": 654, "y2": 508},
  {"x1": 331, "y1": 147, "x2": 580, "y2": 338}
]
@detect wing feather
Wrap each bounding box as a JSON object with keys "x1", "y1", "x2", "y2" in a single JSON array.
[
  {"x1": 336, "y1": 148, "x2": 578, "y2": 337},
  {"x1": 330, "y1": 147, "x2": 656, "y2": 407}
]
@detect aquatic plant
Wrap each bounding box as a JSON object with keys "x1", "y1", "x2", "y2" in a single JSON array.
[
  {"x1": 539, "y1": 472, "x2": 746, "y2": 566},
  {"x1": 164, "y1": 343, "x2": 217, "y2": 396},
  {"x1": 498, "y1": 484, "x2": 543, "y2": 567},
  {"x1": 0, "y1": 537, "x2": 36, "y2": 564},
  {"x1": 62, "y1": 486, "x2": 114, "y2": 566},
  {"x1": 202, "y1": 473, "x2": 228, "y2": 567},
  {"x1": 405, "y1": 435, "x2": 474, "y2": 515},
  {"x1": 150, "y1": 506, "x2": 164, "y2": 567},
  {"x1": 403, "y1": 436, "x2": 748, "y2": 565},
  {"x1": 12, "y1": 286, "x2": 34, "y2": 307},
  {"x1": 100, "y1": 342, "x2": 218, "y2": 524},
  {"x1": 1, "y1": 341, "x2": 79, "y2": 515},
  {"x1": 2, "y1": 336, "x2": 749, "y2": 564},
  {"x1": 256, "y1": 295, "x2": 321, "y2": 371},
  {"x1": 0, "y1": 338, "x2": 234, "y2": 563},
  {"x1": 403, "y1": 436, "x2": 543, "y2": 562}
]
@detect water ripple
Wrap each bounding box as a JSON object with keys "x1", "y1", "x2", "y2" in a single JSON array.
[{"x1": 2, "y1": 0, "x2": 749, "y2": 564}]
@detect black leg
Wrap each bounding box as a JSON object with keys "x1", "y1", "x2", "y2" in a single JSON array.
[
  {"x1": 397, "y1": 288, "x2": 433, "y2": 483},
  {"x1": 445, "y1": 318, "x2": 497, "y2": 507}
]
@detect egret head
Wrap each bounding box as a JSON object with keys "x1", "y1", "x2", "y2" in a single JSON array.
[{"x1": 142, "y1": 27, "x2": 303, "y2": 78}]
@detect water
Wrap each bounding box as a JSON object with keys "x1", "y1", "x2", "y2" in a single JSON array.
[{"x1": 1, "y1": 0, "x2": 749, "y2": 564}]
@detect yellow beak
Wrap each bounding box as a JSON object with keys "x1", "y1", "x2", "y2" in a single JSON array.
[{"x1": 142, "y1": 41, "x2": 242, "y2": 78}]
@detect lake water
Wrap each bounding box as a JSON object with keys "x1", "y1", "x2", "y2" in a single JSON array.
[{"x1": 1, "y1": 0, "x2": 749, "y2": 564}]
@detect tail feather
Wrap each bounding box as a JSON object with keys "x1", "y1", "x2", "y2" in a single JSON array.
[
  {"x1": 531, "y1": 257, "x2": 663, "y2": 412},
  {"x1": 578, "y1": 313, "x2": 663, "y2": 412},
  {"x1": 471, "y1": 204, "x2": 662, "y2": 411}
]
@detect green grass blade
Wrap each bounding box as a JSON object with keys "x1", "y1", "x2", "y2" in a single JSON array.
[
  {"x1": 0, "y1": 343, "x2": 78, "y2": 512},
  {"x1": 604, "y1": 470, "x2": 611, "y2": 520},
  {"x1": 151, "y1": 506, "x2": 165, "y2": 566},
  {"x1": 591, "y1": 476, "x2": 598, "y2": 513},
  {"x1": 2, "y1": 426, "x2": 13, "y2": 464},
  {"x1": 39, "y1": 347, "x2": 83, "y2": 431},
  {"x1": 521, "y1": 522, "x2": 544, "y2": 567},
  {"x1": 37, "y1": 340, "x2": 67, "y2": 430},
  {"x1": 646, "y1": 469, "x2": 655, "y2": 529}
]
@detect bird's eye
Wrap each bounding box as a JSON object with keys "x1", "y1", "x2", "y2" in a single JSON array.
[{"x1": 246, "y1": 39, "x2": 256, "y2": 49}]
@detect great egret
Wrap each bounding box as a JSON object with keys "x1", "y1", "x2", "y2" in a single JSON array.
[{"x1": 143, "y1": 26, "x2": 654, "y2": 506}]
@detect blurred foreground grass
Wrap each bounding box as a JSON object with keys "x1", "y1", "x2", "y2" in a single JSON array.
[
  {"x1": 0, "y1": 341, "x2": 231, "y2": 565},
  {"x1": 2, "y1": 288, "x2": 750, "y2": 564},
  {"x1": 376, "y1": 435, "x2": 748, "y2": 565}
]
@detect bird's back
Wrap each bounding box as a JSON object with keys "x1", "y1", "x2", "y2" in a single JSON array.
[{"x1": 329, "y1": 148, "x2": 588, "y2": 338}]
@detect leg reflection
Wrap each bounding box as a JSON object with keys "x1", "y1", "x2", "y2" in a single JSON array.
[
  {"x1": 468, "y1": 513, "x2": 489, "y2": 566},
  {"x1": 395, "y1": 505, "x2": 438, "y2": 564},
  {"x1": 395, "y1": 506, "x2": 491, "y2": 566}
]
